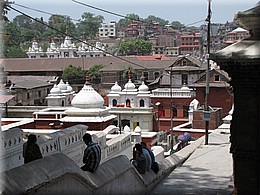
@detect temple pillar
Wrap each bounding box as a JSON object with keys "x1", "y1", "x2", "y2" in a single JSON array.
[{"x1": 212, "y1": 3, "x2": 260, "y2": 194}]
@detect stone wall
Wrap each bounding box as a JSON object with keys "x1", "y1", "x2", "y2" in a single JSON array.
[
  {"x1": 0, "y1": 124, "x2": 133, "y2": 172},
  {"x1": 0, "y1": 135, "x2": 205, "y2": 195}
]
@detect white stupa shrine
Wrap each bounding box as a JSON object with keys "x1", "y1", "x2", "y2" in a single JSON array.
[
  {"x1": 27, "y1": 39, "x2": 45, "y2": 59},
  {"x1": 27, "y1": 36, "x2": 106, "y2": 58},
  {"x1": 107, "y1": 79, "x2": 154, "y2": 132},
  {"x1": 46, "y1": 40, "x2": 60, "y2": 58},
  {"x1": 77, "y1": 42, "x2": 106, "y2": 58},
  {"x1": 59, "y1": 34, "x2": 77, "y2": 58},
  {"x1": 60, "y1": 78, "x2": 116, "y2": 130},
  {"x1": 46, "y1": 79, "x2": 75, "y2": 107}
]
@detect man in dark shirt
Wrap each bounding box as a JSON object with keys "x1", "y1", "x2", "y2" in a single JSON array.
[
  {"x1": 23, "y1": 134, "x2": 43, "y2": 164},
  {"x1": 81, "y1": 133, "x2": 101, "y2": 172},
  {"x1": 131, "y1": 143, "x2": 147, "y2": 174}
]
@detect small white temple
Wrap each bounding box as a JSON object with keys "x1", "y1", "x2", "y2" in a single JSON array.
[
  {"x1": 60, "y1": 79, "x2": 116, "y2": 130},
  {"x1": 107, "y1": 79, "x2": 154, "y2": 132},
  {"x1": 59, "y1": 34, "x2": 77, "y2": 58},
  {"x1": 46, "y1": 79, "x2": 75, "y2": 107},
  {"x1": 46, "y1": 40, "x2": 60, "y2": 58},
  {"x1": 27, "y1": 36, "x2": 106, "y2": 58},
  {"x1": 77, "y1": 42, "x2": 106, "y2": 58},
  {"x1": 27, "y1": 39, "x2": 45, "y2": 59}
]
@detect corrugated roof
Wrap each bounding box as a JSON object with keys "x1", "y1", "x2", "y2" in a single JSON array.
[
  {"x1": 8, "y1": 76, "x2": 53, "y2": 89},
  {"x1": 0, "y1": 95, "x2": 14, "y2": 104},
  {"x1": 1, "y1": 56, "x2": 177, "y2": 73}
]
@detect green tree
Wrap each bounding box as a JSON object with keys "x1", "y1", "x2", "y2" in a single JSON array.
[
  {"x1": 3, "y1": 20, "x2": 27, "y2": 58},
  {"x1": 44, "y1": 14, "x2": 76, "y2": 38},
  {"x1": 88, "y1": 64, "x2": 105, "y2": 84},
  {"x1": 11, "y1": 15, "x2": 47, "y2": 43},
  {"x1": 118, "y1": 39, "x2": 152, "y2": 56},
  {"x1": 144, "y1": 15, "x2": 169, "y2": 26},
  {"x1": 13, "y1": 15, "x2": 33, "y2": 28},
  {"x1": 62, "y1": 65, "x2": 86, "y2": 84},
  {"x1": 171, "y1": 21, "x2": 185, "y2": 30},
  {"x1": 4, "y1": 46, "x2": 27, "y2": 58},
  {"x1": 76, "y1": 12, "x2": 104, "y2": 39},
  {"x1": 117, "y1": 13, "x2": 140, "y2": 27}
]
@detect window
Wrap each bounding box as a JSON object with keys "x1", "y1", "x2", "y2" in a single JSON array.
[
  {"x1": 173, "y1": 106, "x2": 177, "y2": 117},
  {"x1": 38, "y1": 90, "x2": 41, "y2": 97},
  {"x1": 126, "y1": 99, "x2": 131, "y2": 107},
  {"x1": 183, "y1": 106, "x2": 189, "y2": 118},
  {"x1": 64, "y1": 52, "x2": 69, "y2": 57},
  {"x1": 112, "y1": 99, "x2": 117, "y2": 107},
  {"x1": 143, "y1": 72, "x2": 148, "y2": 81},
  {"x1": 214, "y1": 75, "x2": 220, "y2": 82},
  {"x1": 27, "y1": 92, "x2": 30, "y2": 99},
  {"x1": 182, "y1": 74, "x2": 188, "y2": 85},
  {"x1": 154, "y1": 72, "x2": 160, "y2": 79},
  {"x1": 139, "y1": 99, "x2": 145, "y2": 107},
  {"x1": 121, "y1": 119, "x2": 130, "y2": 129},
  {"x1": 182, "y1": 60, "x2": 187, "y2": 66}
]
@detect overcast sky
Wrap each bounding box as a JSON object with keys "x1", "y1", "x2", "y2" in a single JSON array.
[{"x1": 7, "y1": 0, "x2": 258, "y2": 26}]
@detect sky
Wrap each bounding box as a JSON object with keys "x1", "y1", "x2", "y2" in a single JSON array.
[{"x1": 7, "y1": 0, "x2": 259, "y2": 26}]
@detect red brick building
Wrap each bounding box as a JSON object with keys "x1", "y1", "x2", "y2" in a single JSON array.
[
  {"x1": 179, "y1": 32, "x2": 202, "y2": 56},
  {"x1": 151, "y1": 87, "x2": 195, "y2": 132},
  {"x1": 191, "y1": 68, "x2": 233, "y2": 117}
]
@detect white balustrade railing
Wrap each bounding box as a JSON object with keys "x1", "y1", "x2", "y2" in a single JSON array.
[
  {"x1": 0, "y1": 128, "x2": 24, "y2": 172},
  {"x1": 0, "y1": 125, "x2": 133, "y2": 172},
  {"x1": 152, "y1": 88, "x2": 196, "y2": 98}
]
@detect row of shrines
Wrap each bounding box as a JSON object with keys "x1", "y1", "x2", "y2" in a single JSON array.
[{"x1": 1, "y1": 53, "x2": 233, "y2": 132}]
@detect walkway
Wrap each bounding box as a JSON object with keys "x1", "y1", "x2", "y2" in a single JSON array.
[{"x1": 151, "y1": 130, "x2": 234, "y2": 195}]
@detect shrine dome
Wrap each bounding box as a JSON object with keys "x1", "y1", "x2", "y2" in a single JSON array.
[
  {"x1": 50, "y1": 84, "x2": 61, "y2": 95},
  {"x1": 123, "y1": 79, "x2": 136, "y2": 91},
  {"x1": 57, "y1": 79, "x2": 67, "y2": 91},
  {"x1": 111, "y1": 81, "x2": 122, "y2": 92},
  {"x1": 66, "y1": 82, "x2": 73, "y2": 92},
  {"x1": 63, "y1": 36, "x2": 72, "y2": 47},
  {"x1": 138, "y1": 81, "x2": 149, "y2": 92},
  {"x1": 71, "y1": 82, "x2": 104, "y2": 108}
]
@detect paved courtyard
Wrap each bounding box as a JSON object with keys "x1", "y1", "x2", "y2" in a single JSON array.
[{"x1": 151, "y1": 130, "x2": 234, "y2": 195}]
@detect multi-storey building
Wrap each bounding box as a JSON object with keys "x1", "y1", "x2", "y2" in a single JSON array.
[
  {"x1": 179, "y1": 32, "x2": 202, "y2": 56},
  {"x1": 150, "y1": 35, "x2": 179, "y2": 56},
  {"x1": 98, "y1": 21, "x2": 117, "y2": 39},
  {"x1": 224, "y1": 27, "x2": 250, "y2": 45},
  {"x1": 126, "y1": 20, "x2": 145, "y2": 38}
]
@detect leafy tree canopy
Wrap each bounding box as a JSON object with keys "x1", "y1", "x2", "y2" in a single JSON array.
[
  {"x1": 171, "y1": 21, "x2": 185, "y2": 29},
  {"x1": 117, "y1": 13, "x2": 140, "y2": 27},
  {"x1": 76, "y1": 12, "x2": 104, "y2": 39},
  {"x1": 62, "y1": 64, "x2": 86, "y2": 84},
  {"x1": 144, "y1": 15, "x2": 169, "y2": 26},
  {"x1": 88, "y1": 64, "x2": 105, "y2": 84},
  {"x1": 4, "y1": 46, "x2": 27, "y2": 58},
  {"x1": 46, "y1": 14, "x2": 76, "y2": 38},
  {"x1": 118, "y1": 39, "x2": 152, "y2": 56}
]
